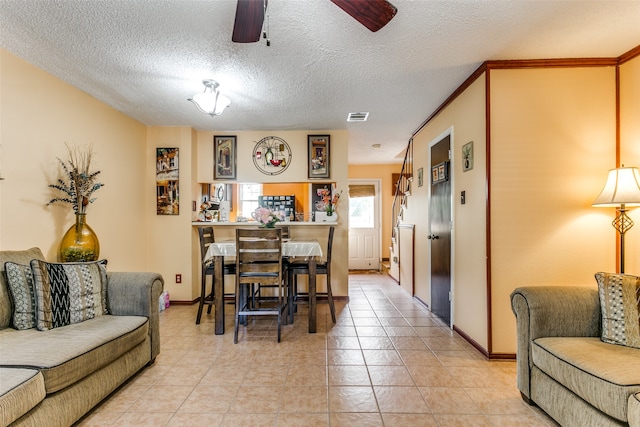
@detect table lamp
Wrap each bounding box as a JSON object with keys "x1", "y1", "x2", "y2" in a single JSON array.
[{"x1": 592, "y1": 166, "x2": 640, "y2": 273}]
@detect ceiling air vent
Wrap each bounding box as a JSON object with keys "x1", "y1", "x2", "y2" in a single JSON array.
[{"x1": 347, "y1": 112, "x2": 369, "y2": 122}]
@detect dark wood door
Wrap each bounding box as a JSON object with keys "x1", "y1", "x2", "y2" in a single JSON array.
[{"x1": 429, "y1": 135, "x2": 452, "y2": 325}]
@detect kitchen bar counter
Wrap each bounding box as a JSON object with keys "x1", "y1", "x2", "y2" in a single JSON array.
[{"x1": 192, "y1": 221, "x2": 335, "y2": 226}]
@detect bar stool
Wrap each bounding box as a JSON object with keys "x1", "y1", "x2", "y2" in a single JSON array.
[
  {"x1": 253, "y1": 224, "x2": 291, "y2": 305},
  {"x1": 287, "y1": 226, "x2": 336, "y2": 323},
  {"x1": 234, "y1": 228, "x2": 287, "y2": 343},
  {"x1": 196, "y1": 226, "x2": 235, "y2": 324}
]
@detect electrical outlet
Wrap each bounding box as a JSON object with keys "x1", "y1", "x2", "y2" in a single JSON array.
[{"x1": 175, "y1": 274, "x2": 182, "y2": 284}]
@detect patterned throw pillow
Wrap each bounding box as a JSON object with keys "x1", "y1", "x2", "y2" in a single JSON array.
[
  {"x1": 30, "y1": 259, "x2": 108, "y2": 331},
  {"x1": 3, "y1": 262, "x2": 36, "y2": 330},
  {"x1": 595, "y1": 272, "x2": 640, "y2": 349}
]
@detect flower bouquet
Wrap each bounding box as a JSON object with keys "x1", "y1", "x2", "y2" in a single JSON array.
[
  {"x1": 325, "y1": 189, "x2": 342, "y2": 216},
  {"x1": 252, "y1": 206, "x2": 285, "y2": 228}
]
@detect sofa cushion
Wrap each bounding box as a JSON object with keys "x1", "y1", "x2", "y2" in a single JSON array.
[
  {"x1": 533, "y1": 336, "x2": 640, "y2": 422},
  {"x1": 4, "y1": 262, "x2": 36, "y2": 330},
  {"x1": 595, "y1": 272, "x2": 640, "y2": 349},
  {"x1": 0, "y1": 248, "x2": 46, "y2": 329},
  {"x1": 629, "y1": 393, "x2": 640, "y2": 427},
  {"x1": 0, "y1": 368, "x2": 45, "y2": 426},
  {"x1": 0, "y1": 315, "x2": 148, "y2": 393},
  {"x1": 30, "y1": 259, "x2": 108, "y2": 331}
]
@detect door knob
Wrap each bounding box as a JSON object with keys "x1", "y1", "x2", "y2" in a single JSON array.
[{"x1": 428, "y1": 234, "x2": 439, "y2": 240}]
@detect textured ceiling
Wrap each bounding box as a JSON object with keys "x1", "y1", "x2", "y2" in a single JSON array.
[{"x1": 1, "y1": 0, "x2": 639, "y2": 164}]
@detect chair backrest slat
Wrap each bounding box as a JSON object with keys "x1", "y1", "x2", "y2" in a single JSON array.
[
  {"x1": 236, "y1": 228, "x2": 282, "y2": 285},
  {"x1": 276, "y1": 225, "x2": 290, "y2": 239},
  {"x1": 198, "y1": 226, "x2": 215, "y2": 262}
]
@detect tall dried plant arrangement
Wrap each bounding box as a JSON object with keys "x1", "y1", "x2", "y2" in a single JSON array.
[{"x1": 47, "y1": 144, "x2": 104, "y2": 215}]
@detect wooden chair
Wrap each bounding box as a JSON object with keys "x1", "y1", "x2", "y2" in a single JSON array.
[
  {"x1": 287, "y1": 226, "x2": 336, "y2": 323},
  {"x1": 234, "y1": 228, "x2": 287, "y2": 343},
  {"x1": 196, "y1": 226, "x2": 235, "y2": 324},
  {"x1": 253, "y1": 224, "x2": 291, "y2": 303},
  {"x1": 276, "y1": 224, "x2": 290, "y2": 238}
]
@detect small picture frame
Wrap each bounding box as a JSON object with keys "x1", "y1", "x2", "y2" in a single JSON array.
[
  {"x1": 156, "y1": 147, "x2": 179, "y2": 215},
  {"x1": 432, "y1": 161, "x2": 449, "y2": 184},
  {"x1": 417, "y1": 167, "x2": 424, "y2": 187},
  {"x1": 462, "y1": 141, "x2": 474, "y2": 172},
  {"x1": 214, "y1": 135, "x2": 237, "y2": 179},
  {"x1": 308, "y1": 135, "x2": 330, "y2": 179}
]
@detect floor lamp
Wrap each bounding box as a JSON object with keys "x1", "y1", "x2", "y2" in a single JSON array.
[{"x1": 592, "y1": 166, "x2": 640, "y2": 274}]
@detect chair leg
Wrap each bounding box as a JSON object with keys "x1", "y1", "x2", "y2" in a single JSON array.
[
  {"x1": 326, "y1": 271, "x2": 336, "y2": 323},
  {"x1": 277, "y1": 310, "x2": 281, "y2": 343},
  {"x1": 278, "y1": 283, "x2": 282, "y2": 342},
  {"x1": 277, "y1": 285, "x2": 282, "y2": 342},
  {"x1": 234, "y1": 282, "x2": 242, "y2": 344},
  {"x1": 293, "y1": 273, "x2": 299, "y2": 313},
  {"x1": 196, "y1": 268, "x2": 207, "y2": 324},
  {"x1": 206, "y1": 281, "x2": 214, "y2": 314},
  {"x1": 286, "y1": 269, "x2": 294, "y2": 324},
  {"x1": 206, "y1": 293, "x2": 213, "y2": 314}
]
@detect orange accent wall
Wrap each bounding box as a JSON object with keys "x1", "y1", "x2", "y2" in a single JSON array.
[{"x1": 263, "y1": 182, "x2": 309, "y2": 217}]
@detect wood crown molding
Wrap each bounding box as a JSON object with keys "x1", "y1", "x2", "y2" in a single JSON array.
[
  {"x1": 618, "y1": 44, "x2": 640, "y2": 65},
  {"x1": 411, "y1": 45, "x2": 640, "y2": 139}
]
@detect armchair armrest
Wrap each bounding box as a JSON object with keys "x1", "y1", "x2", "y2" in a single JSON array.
[
  {"x1": 510, "y1": 286, "x2": 600, "y2": 400},
  {"x1": 107, "y1": 272, "x2": 164, "y2": 362}
]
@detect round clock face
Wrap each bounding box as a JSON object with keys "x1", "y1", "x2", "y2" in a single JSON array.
[{"x1": 252, "y1": 136, "x2": 292, "y2": 175}]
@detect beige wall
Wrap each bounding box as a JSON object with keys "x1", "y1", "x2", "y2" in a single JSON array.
[
  {"x1": 193, "y1": 130, "x2": 350, "y2": 299},
  {"x1": 408, "y1": 76, "x2": 488, "y2": 349},
  {"x1": 1, "y1": 50, "x2": 149, "y2": 271},
  {"x1": 490, "y1": 66, "x2": 617, "y2": 353},
  {"x1": 402, "y1": 62, "x2": 634, "y2": 355},
  {"x1": 620, "y1": 56, "x2": 640, "y2": 274},
  {"x1": 0, "y1": 50, "x2": 349, "y2": 303},
  {"x1": 146, "y1": 127, "x2": 197, "y2": 301},
  {"x1": 3, "y1": 46, "x2": 637, "y2": 354},
  {"x1": 348, "y1": 163, "x2": 401, "y2": 261}
]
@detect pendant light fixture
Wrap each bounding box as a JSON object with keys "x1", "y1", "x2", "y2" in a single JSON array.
[{"x1": 188, "y1": 80, "x2": 231, "y2": 117}]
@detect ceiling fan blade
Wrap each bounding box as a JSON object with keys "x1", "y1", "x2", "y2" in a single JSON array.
[
  {"x1": 330, "y1": 0, "x2": 397, "y2": 32},
  {"x1": 232, "y1": 0, "x2": 267, "y2": 43}
]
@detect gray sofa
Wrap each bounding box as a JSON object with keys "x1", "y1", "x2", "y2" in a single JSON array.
[
  {"x1": 0, "y1": 247, "x2": 163, "y2": 427},
  {"x1": 511, "y1": 286, "x2": 640, "y2": 427}
]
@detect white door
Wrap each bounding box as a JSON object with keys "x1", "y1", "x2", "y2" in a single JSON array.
[{"x1": 348, "y1": 180, "x2": 381, "y2": 270}]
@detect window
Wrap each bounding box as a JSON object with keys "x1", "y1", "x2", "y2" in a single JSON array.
[
  {"x1": 239, "y1": 183, "x2": 262, "y2": 217},
  {"x1": 348, "y1": 184, "x2": 375, "y2": 228}
]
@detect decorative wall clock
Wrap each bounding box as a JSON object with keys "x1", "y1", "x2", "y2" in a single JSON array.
[{"x1": 252, "y1": 136, "x2": 292, "y2": 175}]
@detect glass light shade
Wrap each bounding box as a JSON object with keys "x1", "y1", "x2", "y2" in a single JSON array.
[
  {"x1": 592, "y1": 167, "x2": 640, "y2": 207},
  {"x1": 188, "y1": 80, "x2": 230, "y2": 116}
]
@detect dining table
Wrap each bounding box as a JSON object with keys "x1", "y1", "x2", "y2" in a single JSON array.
[{"x1": 205, "y1": 238, "x2": 323, "y2": 335}]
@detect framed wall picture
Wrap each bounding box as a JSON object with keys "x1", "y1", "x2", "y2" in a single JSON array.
[
  {"x1": 308, "y1": 135, "x2": 330, "y2": 179},
  {"x1": 431, "y1": 161, "x2": 449, "y2": 184},
  {"x1": 417, "y1": 167, "x2": 424, "y2": 187},
  {"x1": 214, "y1": 135, "x2": 237, "y2": 179},
  {"x1": 156, "y1": 147, "x2": 179, "y2": 215},
  {"x1": 462, "y1": 141, "x2": 474, "y2": 172}
]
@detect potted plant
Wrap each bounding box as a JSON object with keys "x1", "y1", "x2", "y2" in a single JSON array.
[{"x1": 47, "y1": 144, "x2": 104, "y2": 262}]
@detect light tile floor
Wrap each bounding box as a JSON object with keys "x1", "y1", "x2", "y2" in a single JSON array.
[{"x1": 76, "y1": 273, "x2": 558, "y2": 427}]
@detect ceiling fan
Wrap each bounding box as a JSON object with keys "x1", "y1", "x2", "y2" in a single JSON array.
[{"x1": 232, "y1": 0, "x2": 397, "y2": 43}]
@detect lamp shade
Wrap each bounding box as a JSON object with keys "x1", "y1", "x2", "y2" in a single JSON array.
[
  {"x1": 592, "y1": 167, "x2": 640, "y2": 207},
  {"x1": 188, "y1": 80, "x2": 230, "y2": 117}
]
